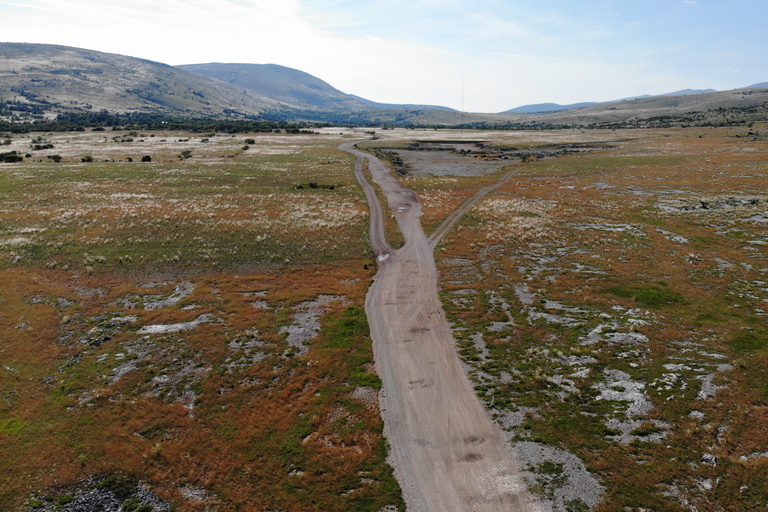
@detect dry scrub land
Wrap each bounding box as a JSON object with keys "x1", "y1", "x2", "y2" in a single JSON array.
[
  {"x1": 0, "y1": 129, "x2": 403, "y2": 511},
  {"x1": 364, "y1": 127, "x2": 767, "y2": 511},
  {"x1": 1, "y1": 125, "x2": 767, "y2": 512}
]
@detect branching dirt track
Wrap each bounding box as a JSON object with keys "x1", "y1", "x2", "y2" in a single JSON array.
[
  {"x1": 342, "y1": 143, "x2": 539, "y2": 512},
  {"x1": 427, "y1": 166, "x2": 523, "y2": 250}
]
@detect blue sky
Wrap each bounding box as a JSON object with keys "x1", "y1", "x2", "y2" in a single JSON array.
[{"x1": 1, "y1": 0, "x2": 766, "y2": 112}]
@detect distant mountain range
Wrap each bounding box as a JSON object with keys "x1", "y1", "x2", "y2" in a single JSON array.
[
  {"x1": 504, "y1": 89, "x2": 718, "y2": 114},
  {"x1": 1, "y1": 42, "x2": 767, "y2": 127},
  {"x1": 0, "y1": 42, "x2": 449, "y2": 119}
]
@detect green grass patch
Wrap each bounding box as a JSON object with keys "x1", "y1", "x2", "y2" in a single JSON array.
[
  {"x1": 728, "y1": 331, "x2": 767, "y2": 352},
  {"x1": 601, "y1": 283, "x2": 686, "y2": 308},
  {"x1": 97, "y1": 475, "x2": 138, "y2": 500},
  {"x1": 0, "y1": 417, "x2": 28, "y2": 435},
  {"x1": 324, "y1": 307, "x2": 369, "y2": 349}
]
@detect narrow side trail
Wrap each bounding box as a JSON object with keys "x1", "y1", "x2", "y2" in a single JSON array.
[{"x1": 341, "y1": 142, "x2": 539, "y2": 512}]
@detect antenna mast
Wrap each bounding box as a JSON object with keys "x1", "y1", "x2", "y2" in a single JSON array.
[{"x1": 461, "y1": 71, "x2": 465, "y2": 126}]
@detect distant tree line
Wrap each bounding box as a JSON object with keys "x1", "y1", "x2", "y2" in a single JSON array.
[
  {"x1": 0, "y1": 110, "x2": 327, "y2": 134},
  {"x1": 2, "y1": 101, "x2": 766, "y2": 133}
]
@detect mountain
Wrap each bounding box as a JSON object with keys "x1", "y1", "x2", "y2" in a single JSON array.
[
  {"x1": 1, "y1": 42, "x2": 767, "y2": 128},
  {"x1": 747, "y1": 82, "x2": 768, "y2": 88},
  {"x1": 0, "y1": 42, "x2": 282, "y2": 116},
  {"x1": 503, "y1": 102, "x2": 599, "y2": 114},
  {"x1": 0, "y1": 43, "x2": 453, "y2": 119},
  {"x1": 176, "y1": 62, "x2": 454, "y2": 112},
  {"x1": 510, "y1": 87, "x2": 768, "y2": 126},
  {"x1": 660, "y1": 88, "x2": 717, "y2": 96},
  {"x1": 504, "y1": 89, "x2": 717, "y2": 115},
  {"x1": 176, "y1": 62, "x2": 373, "y2": 111}
]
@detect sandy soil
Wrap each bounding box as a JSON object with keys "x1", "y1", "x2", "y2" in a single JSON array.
[{"x1": 341, "y1": 142, "x2": 540, "y2": 511}]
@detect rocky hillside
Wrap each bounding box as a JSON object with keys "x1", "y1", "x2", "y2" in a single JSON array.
[
  {"x1": 176, "y1": 62, "x2": 375, "y2": 111},
  {"x1": 526, "y1": 87, "x2": 768, "y2": 126},
  {"x1": 1, "y1": 42, "x2": 766, "y2": 127},
  {"x1": 0, "y1": 43, "x2": 281, "y2": 117},
  {"x1": 177, "y1": 62, "x2": 455, "y2": 112}
]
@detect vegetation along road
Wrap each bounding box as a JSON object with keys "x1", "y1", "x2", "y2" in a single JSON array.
[{"x1": 341, "y1": 142, "x2": 540, "y2": 511}]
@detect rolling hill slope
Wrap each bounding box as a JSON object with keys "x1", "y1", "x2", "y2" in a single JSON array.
[
  {"x1": 176, "y1": 62, "x2": 454, "y2": 112},
  {"x1": 0, "y1": 43, "x2": 281, "y2": 117},
  {"x1": 1, "y1": 42, "x2": 766, "y2": 128},
  {"x1": 176, "y1": 62, "x2": 374, "y2": 111}
]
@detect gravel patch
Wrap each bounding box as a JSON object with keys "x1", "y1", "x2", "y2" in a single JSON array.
[
  {"x1": 137, "y1": 313, "x2": 216, "y2": 334},
  {"x1": 515, "y1": 441, "x2": 604, "y2": 512},
  {"x1": 28, "y1": 477, "x2": 171, "y2": 512},
  {"x1": 279, "y1": 295, "x2": 346, "y2": 357}
]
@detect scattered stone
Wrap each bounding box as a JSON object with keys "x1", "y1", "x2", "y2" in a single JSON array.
[
  {"x1": 28, "y1": 476, "x2": 171, "y2": 512},
  {"x1": 515, "y1": 441, "x2": 604, "y2": 512},
  {"x1": 137, "y1": 313, "x2": 216, "y2": 334},
  {"x1": 350, "y1": 386, "x2": 378, "y2": 410}
]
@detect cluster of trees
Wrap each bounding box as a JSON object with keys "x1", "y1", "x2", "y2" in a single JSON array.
[
  {"x1": 0, "y1": 100, "x2": 49, "y2": 117},
  {"x1": 0, "y1": 151, "x2": 24, "y2": 163}
]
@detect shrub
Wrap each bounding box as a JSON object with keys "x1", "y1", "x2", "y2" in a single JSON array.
[
  {"x1": 81, "y1": 155, "x2": 93, "y2": 163},
  {"x1": 97, "y1": 475, "x2": 137, "y2": 500},
  {"x1": 141, "y1": 155, "x2": 151, "y2": 162},
  {"x1": 0, "y1": 151, "x2": 23, "y2": 163},
  {"x1": 58, "y1": 495, "x2": 76, "y2": 505}
]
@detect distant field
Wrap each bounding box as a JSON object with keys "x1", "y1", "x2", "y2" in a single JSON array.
[{"x1": 1, "y1": 125, "x2": 767, "y2": 511}]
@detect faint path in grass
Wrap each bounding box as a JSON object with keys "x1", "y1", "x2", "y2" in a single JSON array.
[
  {"x1": 427, "y1": 165, "x2": 525, "y2": 250},
  {"x1": 341, "y1": 142, "x2": 539, "y2": 512}
]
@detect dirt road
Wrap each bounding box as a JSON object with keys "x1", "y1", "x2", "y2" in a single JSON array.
[{"x1": 341, "y1": 143, "x2": 539, "y2": 511}]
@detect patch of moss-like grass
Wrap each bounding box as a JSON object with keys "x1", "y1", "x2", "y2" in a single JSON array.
[
  {"x1": 601, "y1": 283, "x2": 686, "y2": 309},
  {"x1": 728, "y1": 330, "x2": 768, "y2": 353}
]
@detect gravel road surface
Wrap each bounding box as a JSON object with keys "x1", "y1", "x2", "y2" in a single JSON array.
[{"x1": 341, "y1": 143, "x2": 539, "y2": 512}]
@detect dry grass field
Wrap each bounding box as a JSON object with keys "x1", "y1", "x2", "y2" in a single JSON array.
[
  {"x1": 369, "y1": 127, "x2": 766, "y2": 511},
  {"x1": 0, "y1": 129, "x2": 403, "y2": 511},
  {"x1": 1, "y1": 125, "x2": 767, "y2": 511}
]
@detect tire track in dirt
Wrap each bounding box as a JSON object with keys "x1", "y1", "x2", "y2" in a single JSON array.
[
  {"x1": 427, "y1": 166, "x2": 524, "y2": 249},
  {"x1": 342, "y1": 142, "x2": 540, "y2": 512}
]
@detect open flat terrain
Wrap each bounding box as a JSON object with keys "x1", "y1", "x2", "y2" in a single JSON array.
[
  {"x1": 0, "y1": 128, "x2": 404, "y2": 511},
  {"x1": 363, "y1": 126, "x2": 768, "y2": 511},
  {"x1": 1, "y1": 124, "x2": 767, "y2": 511}
]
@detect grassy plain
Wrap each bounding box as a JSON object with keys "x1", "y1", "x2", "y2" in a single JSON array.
[
  {"x1": 380, "y1": 127, "x2": 767, "y2": 511},
  {"x1": 2, "y1": 125, "x2": 767, "y2": 511},
  {"x1": 0, "y1": 129, "x2": 403, "y2": 511}
]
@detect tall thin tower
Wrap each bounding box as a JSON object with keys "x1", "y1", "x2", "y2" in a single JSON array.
[{"x1": 461, "y1": 71, "x2": 466, "y2": 126}]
